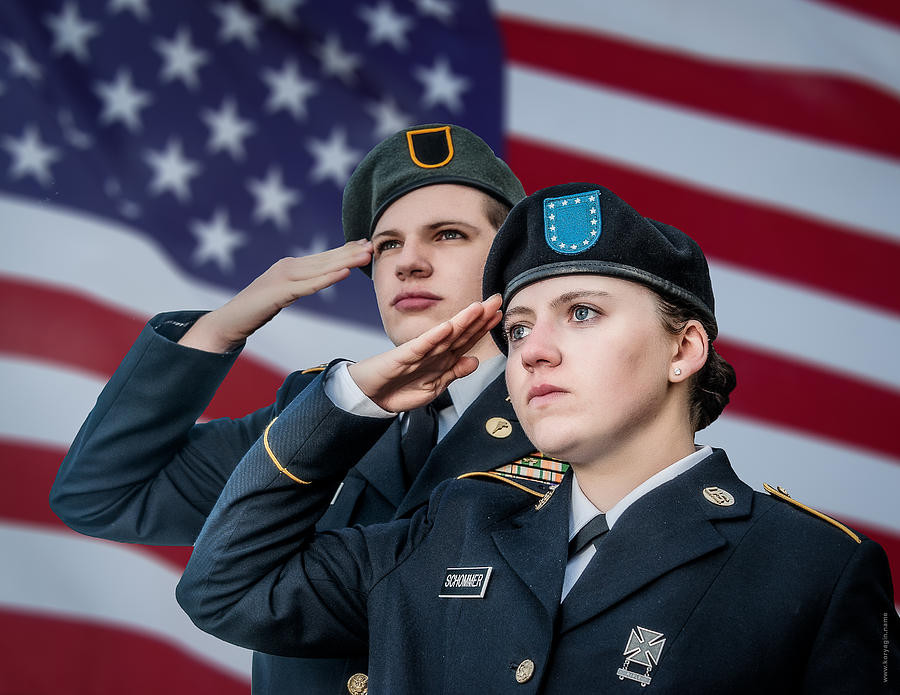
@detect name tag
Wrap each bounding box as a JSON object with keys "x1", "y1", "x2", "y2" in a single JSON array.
[{"x1": 439, "y1": 566, "x2": 492, "y2": 598}]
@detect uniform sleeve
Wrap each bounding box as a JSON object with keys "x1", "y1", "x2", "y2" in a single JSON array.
[
  {"x1": 48, "y1": 311, "x2": 313, "y2": 545},
  {"x1": 801, "y1": 537, "x2": 900, "y2": 692},
  {"x1": 176, "y1": 382, "x2": 422, "y2": 658}
]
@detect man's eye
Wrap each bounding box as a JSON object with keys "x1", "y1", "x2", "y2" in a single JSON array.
[
  {"x1": 439, "y1": 229, "x2": 463, "y2": 240},
  {"x1": 376, "y1": 240, "x2": 400, "y2": 253},
  {"x1": 572, "y1": 306, "x2": 597, "y2": 322},
  {"x1": 508, "y1": 324, "x2": 531, "y2": 342}
]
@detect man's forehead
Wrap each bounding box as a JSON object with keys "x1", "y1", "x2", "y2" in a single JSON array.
[{"x1": 373, "y1": 184, "x2": 495, "y2": 231}]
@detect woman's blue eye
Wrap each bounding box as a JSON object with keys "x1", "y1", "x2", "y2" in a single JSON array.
[{"x1": 573, "y1": 306, "x2": 596, "y2": 322}]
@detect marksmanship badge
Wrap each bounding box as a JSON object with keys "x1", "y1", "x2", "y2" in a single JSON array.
[
  {"x1": 616, "y1": 626, "x2": 666, "y2": 686},
  {"x1": 543, "y1": 190, "x2": 601, "y2": 254}
]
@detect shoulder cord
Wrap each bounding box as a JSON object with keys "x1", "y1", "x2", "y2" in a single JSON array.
[{"x1": 263, "y1": 417, "x2": 311, "y2": 485}]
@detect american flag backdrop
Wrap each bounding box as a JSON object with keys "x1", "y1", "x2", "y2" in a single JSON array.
[{"x1": 1, "y1": 0, "x2": 898, "y2": 691}]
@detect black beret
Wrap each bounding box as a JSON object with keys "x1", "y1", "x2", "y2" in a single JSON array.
[
  {"x1": 342, "y1": 123, "x2": 525, "y2": 254},
  {"x1": 483, "y1": 182, "x2": 717, "y2": 352}
]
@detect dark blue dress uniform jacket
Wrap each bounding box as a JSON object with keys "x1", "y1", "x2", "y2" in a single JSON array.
[
  {"x1": 49, "y1": 311, "x2": 535, "y2": 694},
  {"x1": 177, "y1": 377, "x2": 900, "y2": 694}
]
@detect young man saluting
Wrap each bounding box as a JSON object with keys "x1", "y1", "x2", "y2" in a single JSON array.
[{"x1": 51, "y1": 124, "x2": 547, "y2": 693}]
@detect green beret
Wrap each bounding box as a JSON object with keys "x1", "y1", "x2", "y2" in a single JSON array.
[
  {"x1": 483, "y1": 182, "x2": 717, "y2": 353},
  {"x1": 342, "y1": 123, "x2": 525, "y2": 254}
]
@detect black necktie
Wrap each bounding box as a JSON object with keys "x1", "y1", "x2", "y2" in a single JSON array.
[
  {"x1": 400, "y1": 390, "x2": 453, "y2": 485},
  {"x1": 567, "y1": 513, "x2": 609, "y2": 558}
]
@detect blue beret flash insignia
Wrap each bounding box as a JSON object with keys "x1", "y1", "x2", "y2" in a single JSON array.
[{"x1": 544, "y1": 190, "x2": 602, "y2": 254}]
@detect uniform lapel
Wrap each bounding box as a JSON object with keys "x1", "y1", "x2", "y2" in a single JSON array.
[
  {"x1": 351, "y1": 418, "x2": 407, "y2": 509},
  {"x1": 395, "y1": 374, "x2": 534, "y2": 519},
  {"x1": 491, "y1": 475, "x2": 571, "y2": 621},
  {"x1": 559, "y1": 451, "x2": 752, "y2": 634}
]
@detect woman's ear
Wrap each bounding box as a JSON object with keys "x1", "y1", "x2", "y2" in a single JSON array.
[{"x1": 670, "y1": 319, "x2": 708, "y2": 382}]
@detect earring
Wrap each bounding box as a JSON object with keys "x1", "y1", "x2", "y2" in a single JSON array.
[{"x1": 673, "y1": 368, "x2": 682, "y2": 376}]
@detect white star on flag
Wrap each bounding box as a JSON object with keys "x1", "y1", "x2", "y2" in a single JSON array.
[
  {"x1": 108, "y1": 0, "x2": 151, "y2": 20},
  {"x1": 307, "y1": 128, "x2": 363, "y2": 188},
  {"x1": 154, "y1": 27, "x2": 209, "y2": 90},
  {"x1": 44, "y1": 2, "x2": 100, "y2": 62},
  {"x1": 366, "y1": 97, "x2": 412, "y2": 139},
  {"x1": 258, "y1": 0, "x2": 305, "y2": 26},
  {"x1": 414, "y1": 56, "x2": 469, "y2": 112},
  {"x1": 414, "y1": 0, "x2": 455, "y2": 24},
  {"x1": 190, "y1": 208, "x2": 247, "y2": 272},
  {"x1": 2, "y1": 40, "x2": 43, "y2": 83},
  {"x1": 247, "y1": 166, "x2": 300, "y2": 230},
  {"x1": 359, "y1": 2, "x2": 414, "y2": 51},
  {"x1": 144, "y1": 138, "x2": 202, "y2": 201},
  {"x1": 2, "y1": 125, "x2": 61, "y2": 186},
  {"x1": 314, "y1": 34, "x2": 360, "y2": 84},
  {"x1": 212, "y1": 1, "x2": 261, "y2": 49},
  {"x1": 202, "y1": 98, "x2": 256, "y2": 160},
  {"x1": 262, "y1": 60, "x2": 318, "y2": 120},
  {"x1": 94, "y1": 69, "x2": 153, "y2": 132}
]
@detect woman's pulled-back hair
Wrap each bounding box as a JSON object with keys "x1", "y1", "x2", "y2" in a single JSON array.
[{"x1": 656, "y1": 295, "x2": 736, "y2": 432}]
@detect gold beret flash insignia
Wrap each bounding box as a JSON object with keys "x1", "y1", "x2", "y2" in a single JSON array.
[{"x1": 406, "y1": 125, "x2": 453, "y2": 168}]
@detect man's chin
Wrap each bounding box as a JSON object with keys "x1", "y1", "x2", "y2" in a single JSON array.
[{"x1": 384, "y1": 315, "x2": 445, "y2": 347}]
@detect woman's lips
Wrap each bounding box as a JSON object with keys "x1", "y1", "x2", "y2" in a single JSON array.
[{"x1": 527, "y1": 384, "x2": 568, "y2": 406}]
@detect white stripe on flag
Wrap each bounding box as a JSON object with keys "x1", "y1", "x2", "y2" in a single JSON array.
[
  {"x1": 0, "y1": 356, "x2": 105, "y2": 448},
  {"x1": 711, "y1": 261, "x2": 900, "y2": 391},
  {"x1": 495, "y1": 0, "x2": 900, "y2": 96},
  {"x1": 506, "y1": 66, "x2": 900, "y2": 240},
  {"x1": 0, "y1": 523, "x2": 252, "y2": 681}
]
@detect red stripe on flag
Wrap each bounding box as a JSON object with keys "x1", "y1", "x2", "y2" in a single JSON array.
[
  {"x1": 0, "y1": 276, "x2": 287, "y2": 417},
  {"x1": 813, "y1": 0, "x2": 900, "y2": 30},
  {"x1": 0, "y1": 439, "x2": 193, "y2": 569},
  {"x1": 0, "y1": 278, "x2": 146, "y2": 376},
  {"x1": 499, "y1": 16, "x2": 900, "y2": 161},
  {"x1": 0, "y1": 608, "x2": 247, "y2": 695},
  {"x1": 716, "y1": 339, "x2": 900, "y2": 462},
  {"x1": 506, "y1": 136, "x2": 900, "y2": 318}
]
